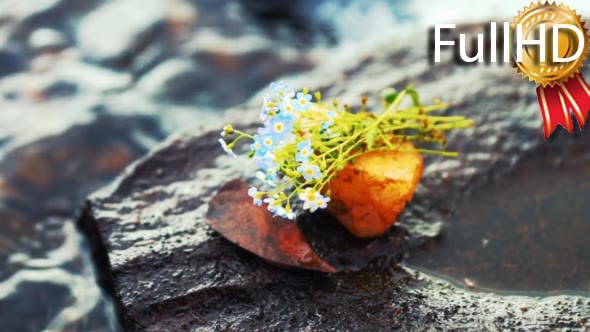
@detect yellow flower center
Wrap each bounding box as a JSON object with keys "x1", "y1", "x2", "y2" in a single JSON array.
[
  {"x1": 301, "y1": 149, "x2": 308, "y2": 156},
  {"x1": 305, "y1": 168, "x2": 314, "y2": 175},
  {"x1": 275, "y1": 123, "x2": 284, "y2": 132}
]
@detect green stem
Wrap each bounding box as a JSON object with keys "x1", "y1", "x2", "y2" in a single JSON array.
[{"x1": 233, "y1": 130, "x2": 254, "y2": 139}]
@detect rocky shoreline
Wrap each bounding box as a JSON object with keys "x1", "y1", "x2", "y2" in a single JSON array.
[{"x1": 77, "y1": 24, "x2": 590, "y2": 330}]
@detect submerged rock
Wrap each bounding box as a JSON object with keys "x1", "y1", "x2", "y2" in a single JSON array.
[
  {"x1": 78, "y1": 24, "x2": 590, "y2": 328},
  {"x1": 28, "y1": 28, "x2": 68, "y2": 53},
  {"x1": 0, "y1": 50, "x2": 26, "y2": 78},
  {"x1": 180, "y1": 29, "x2": 314, "y2": 107},
  {"x1": 135, "y1": 57, "x2": 205, "y2": 102},
  {"x1": 76, "y1": 0, "x2": 166, "y2": 66},
  {"x1": 0, "y1": 103, "x2": 164, "y2": 331}
]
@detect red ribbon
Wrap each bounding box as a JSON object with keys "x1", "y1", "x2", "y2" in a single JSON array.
[{"x1": 536, "y1": 73, "x2": 590, "y2": 138}]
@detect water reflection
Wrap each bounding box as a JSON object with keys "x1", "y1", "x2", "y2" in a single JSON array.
[
  {"x1": 407, "y1": 141, "x2": 590, "y2": 294},
  {"x1": 0, "y1": 112, "x2": 164, "y2": 330}
]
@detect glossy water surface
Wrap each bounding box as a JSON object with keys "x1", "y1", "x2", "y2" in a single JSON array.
[{"x1": 407, "y1": 147, "x2": 590, "y2": 294}]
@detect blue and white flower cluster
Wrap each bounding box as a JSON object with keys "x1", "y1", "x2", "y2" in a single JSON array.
[
  {"x1": 219, "y1": 81, "x2": 474, "y2": 221},
  {"x1": 219, "y1": 81, "x2": 334, "y2": 220}
]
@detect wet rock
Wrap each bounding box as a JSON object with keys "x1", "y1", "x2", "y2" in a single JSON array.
[
  {"x1": 78, "y1": 24, "x2": 590, "y2": 330},
  {"x1": 407, "y1": 135, "x2": 590, "y2": 292},
  {"x1": 0, "y1": 50, "x2": 26, "y2": 78},
  {"x1": 78, "y1": 129, "x2": 590, "y2": 330},
  {"x1": 28, "y1": 28, "x2": 68, "y2": 53},
  {"x1": 0, "y1": 108, "x2": 165, "y2": 242},
  {"x1": 0, "y1": 107, "x2": 162, "y2": 331},
  {"x1": 164, "y1": 0, "x2": 198, "y2": 42},
  {"x1": 0, "y1": 1, "x2": 353, "y2": 331},
  {"x1": 0, "y1": 0, "x2": 63, "y2": 22},
  {"x1": 135, "y1": 57, "x2": 204, "y2": 102},
  {"x1": 57, "y1": 61, "x2": 133, "y2": 93},
  {"x1": 0, "y1": 58, "x2": 132, "y2": 99},
  {"x1": 126, "y1": 37, "x2": 172, "y2": 77},
  {"x1": 239, "y1": 0, "x2": 335, "y2": 44},
  {"x1": 241, "y1": 0, "x2": 307, "y2": 17},
  {"x1": 76, "y1": 0, "x2": 166, "y2": 66},
  {"x1": 0, "y1": 0, "x2": 101, "y2": 45},
  {"x1": 181, "y1": 30, "x2": 314, "y2": 107},
  {"x1": 0, "y1": 221, "x2": 120, "y2": 332},
  {"x1": 81, "y1": 69, "x2": 590, "y2": 332},
  {"x1": 131, "y1": 29, "x2": 315, "y2": 108}
]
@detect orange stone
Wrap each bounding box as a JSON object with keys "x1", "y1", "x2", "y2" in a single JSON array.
[{"x1": 326, "y1": 142, "x2": 423, "y2": 238}]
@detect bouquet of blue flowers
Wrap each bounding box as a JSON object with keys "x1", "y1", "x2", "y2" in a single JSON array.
[{"x1": 219, "y1": 81, "x2": 472, "y2": 221}]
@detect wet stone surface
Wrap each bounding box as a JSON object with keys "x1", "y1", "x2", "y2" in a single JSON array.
[
  {"x1": 79, "y1": 27, "x2": 590, "y2": 331},
  {"x1": 407, "y1": 134, "x2": 590, "y2": 293},
  {"x1": 0, "y1": 0, "x2": 337, "y2": 329}
]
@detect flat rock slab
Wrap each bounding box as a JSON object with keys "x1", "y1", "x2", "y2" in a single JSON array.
[{"x1": 78, "y1": 26, "x2": 590, "y2": 331}]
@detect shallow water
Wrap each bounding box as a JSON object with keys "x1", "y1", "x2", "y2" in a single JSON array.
[{"x1": 407, "y1": 137, "x2": 590, "y2": 295}]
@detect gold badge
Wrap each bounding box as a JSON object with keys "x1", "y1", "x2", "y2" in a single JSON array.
[
  {"x1": 512, "y1": 2, "x2": 589, "y2": 87},
  {"x1": 512, "y1": 2, "x2": 590, "y2": 138}
]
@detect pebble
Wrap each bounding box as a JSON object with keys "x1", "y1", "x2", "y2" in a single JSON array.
[{"x1": 464, "y1": 278, "x2": 477, "y2": 289}]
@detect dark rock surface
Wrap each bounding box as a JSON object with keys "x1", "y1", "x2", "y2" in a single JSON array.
[
  {"x1": 76, "y1": 0, "x2": 167, "y2": 65},
  {"x1": 1, "y1": 0, "x2": 336, "y2": 328},
  {"x1": 78, "y1": 26, "x2": 590, "y2": 331},
  {"x1": 0, "y1": 50, "x2": 26, "y2": 78}
]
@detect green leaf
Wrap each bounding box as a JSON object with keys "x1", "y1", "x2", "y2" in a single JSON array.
[{"x1": 382, "y1": 87, "x2": 398, "y2": 103}]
